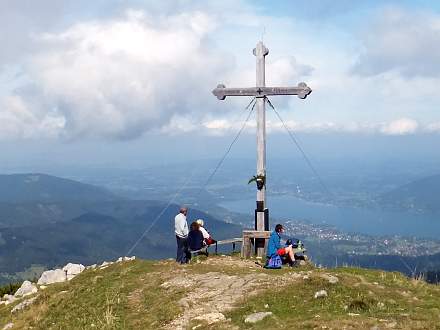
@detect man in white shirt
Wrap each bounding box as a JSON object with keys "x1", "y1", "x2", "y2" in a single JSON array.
[{"x1": 175, "y1": 207, "x2": 189, "y2": 264}]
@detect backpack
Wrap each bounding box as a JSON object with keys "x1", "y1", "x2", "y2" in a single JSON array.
[{"x1": 264, "y1": 255, "x2": 282, "y2": 269}]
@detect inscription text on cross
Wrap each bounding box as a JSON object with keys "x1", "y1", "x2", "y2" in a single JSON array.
[{"x1": 212, "y1": 42, "x2": 312, "y2": 256}]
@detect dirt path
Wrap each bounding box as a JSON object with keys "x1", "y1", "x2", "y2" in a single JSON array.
[{"x1": 158, "y1": 256, "x2": 304, "y2": 329}]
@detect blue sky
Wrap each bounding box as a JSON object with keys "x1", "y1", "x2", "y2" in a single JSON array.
[{"x1": 1, "y1": 0, "x2": 440, "y2": 158}]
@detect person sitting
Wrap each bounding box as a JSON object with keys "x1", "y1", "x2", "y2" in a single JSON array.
[
  {"x1": 187, "y1": 221, "x2": 207, "y2": 256},
  {"x1": 267, "y1": 224, "x2": 297, "y2": 267},
  {"x1": 196, "y1": 219, "x2": 216, "y2": 246}
]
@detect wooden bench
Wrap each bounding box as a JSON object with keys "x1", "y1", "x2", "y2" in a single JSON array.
[
  {"x1": 214, "y1": 238, "x2": 243, "y2": 254},
  {"x1": 241, "y1": 230, "x2": 271, "y2": 258},
  {"x1": 188, "y1": 247, "x2": 209, "y2": 262}
]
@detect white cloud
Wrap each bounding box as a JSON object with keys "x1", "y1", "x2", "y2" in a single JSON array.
[
  {"x1": 0, "y1": 9, "x2": 231, "y2": 140},
  {"x1": 0, "y1": 96, "x2": 65, "y2": 140},
  {"x1": 380, "y1": 118, "x2": 419, "y2": 135},
  {"x1": 166, "y1": 115, "x2": 425, "y2": 136},
  {"x1": 425, "y1": 122, "x2": 440, "y2": 133},
  {"x1": 353, "y1": 7, "x2": 440, "y2": 77},
  {"x1": 1, "y1": 2, "x2": 440, "y2": 142}
]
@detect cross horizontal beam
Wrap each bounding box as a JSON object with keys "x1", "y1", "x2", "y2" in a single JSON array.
[{"x1": 212, "y1": 82, "x2": 312, "y2": 100}]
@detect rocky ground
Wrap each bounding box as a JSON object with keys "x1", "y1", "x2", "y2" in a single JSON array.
[
  {"x1": 1, "y1": 255, "x2": 440, "y2": 329},
  {"x1": 159, "y1": 257, "x2": 311, "y2": 329}
]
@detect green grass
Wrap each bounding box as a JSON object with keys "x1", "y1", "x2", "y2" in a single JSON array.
[
  {"x1": 0, "y1": 281, "x2": 22, "y2": 296},
  {"x1": 225, "y1": 267, "x2": 440, "y2": 329},
  {"x1": 0, "y1": 260, "x2": 186, "y2": 330},
  {"x1": 1, "y1": 257, "x2": 440, "y2": 329}
]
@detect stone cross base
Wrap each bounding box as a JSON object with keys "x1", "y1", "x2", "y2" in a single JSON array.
[{"x1": 241, "y1": 230, "x2": 271, "y2": 258}]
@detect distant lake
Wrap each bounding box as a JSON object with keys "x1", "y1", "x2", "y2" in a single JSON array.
[{"x1": 220, "y1": 195, "x2": 440, "y2": 239}]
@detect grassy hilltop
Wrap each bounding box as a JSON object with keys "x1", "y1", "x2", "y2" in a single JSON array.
[{"x1": 1, "y1": 256, "x2": 440, "y2": 329}]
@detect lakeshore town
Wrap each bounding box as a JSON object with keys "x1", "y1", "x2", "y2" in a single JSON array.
[{"x1": 283, "y1": 219, "x2": 440, "y2": 257}]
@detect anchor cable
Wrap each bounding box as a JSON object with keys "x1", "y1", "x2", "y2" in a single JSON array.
[
  {"x1": 125, "y1": 169, "x2": 198, "y2": 256},
  {"x1": 266, "y1": 97, "x2": 336, "y2": 201},
  {"x1": 125, "y1": 98, "x2": 256, "y2": 256},
  {"x1": 197, "y1": 98, "x2": 256, "y2": 194}
]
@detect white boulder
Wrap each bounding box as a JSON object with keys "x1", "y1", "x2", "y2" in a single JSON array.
[
  {"x1": 100, "y1": 261, "x2": 112, "y2": 267},
  {"x1": 194, "y1": 312, "x2": 226, "y2": 325},
  {"x1": 321, "y1": 274, "x2": 339, "y2": 284},
  {"x1": 63, "y1": 263, "x2": 85, "y2": 280},
  {"x1": 314, "y1": 290, "x2": 328, "y2": 299},
  {"x1": 37, "y1": 269, "x2": 66, "y2": 285},
  {"x1": 244, "y1": 312, "x2": 273, "y2": 324},
  {"x1": 11, "y1": 297, "x2": 36, "y2": 313},
  {"x1": 3, "y1": 294, "x2": 17, "y2": 305},
  {"x1": 2, "y1": 323, "x2": 14, "y2": 330},
  {"x1": 14, "y1": 281, "x2": 38, "y2": 297}
]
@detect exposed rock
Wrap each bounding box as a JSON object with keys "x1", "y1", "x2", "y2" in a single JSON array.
[
  {"x1": 92, "y1": 276, "x2": 104, "y2": 284},
  {"x1": 100, "y1": 261, "x2": 112, "y2": 268},
  {"x1": 14, "y1": 280, "x2": 38, "y2": 297},
  {"x1": 290, "y1": 273, "x2": 302, "y2": 280},
  {"x1": 314, "y1": 290, "x2": 328, "y2": 299},
  {"x1": 11, "y1": 297, "x2": 36, "y2": 313},
  {"x1": 63, "y1": 263, "x2": 85, "y2": 280},
  {"x1": 321, "y1": 274, "x2": 339, "y2": 284},
  {"x1": 37, "y1": 269, "x2": 66, "y2": 285},
  {"x1": 244, "y1": 311, "x2": 273, "y2": 323},
  {"x1": 3, "y1": 294, "x2": 17, "y2": 305},
  {"x1": 115, "y1": 256, "x2": 135, "y2": 263},
  {"x1": 193, "y1": 312, "x2": 226, "y2": 325},
  {"x1": 385, "y1": 322, "x2": 397, "y2": 328},
  {"x1": 164, "y1": 270, "x2": 273, "y2": 329},
  {"x1": 87, "y1": 264, "x2": 97, "y2": 270},
  {"x1": 2, "y1": 323, "x2": 14, "y2": 330},
  {"x1": 160, "y1": 277, "x2": 195, "y2": 289}
]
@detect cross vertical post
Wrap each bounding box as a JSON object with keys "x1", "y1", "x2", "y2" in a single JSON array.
[
  {"x1": 212, "y1": 41, "x2": 312, "y2": 258},
  {"x1": 254, "y1": 42, "x2": 269, "y2": 257}
]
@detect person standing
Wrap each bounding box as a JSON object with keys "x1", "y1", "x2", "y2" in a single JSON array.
[{"x1": 175, "y1": 207, "x2": 189, "y2": 264}]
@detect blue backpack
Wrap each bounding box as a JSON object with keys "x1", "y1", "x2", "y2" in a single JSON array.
[{"x1": 265, "y1": 255, "x2": 282, "y2": 269}]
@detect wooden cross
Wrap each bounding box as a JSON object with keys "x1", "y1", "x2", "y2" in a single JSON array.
[{"x1": 212, "y1": 41, "x2": 312, "y2": 256}]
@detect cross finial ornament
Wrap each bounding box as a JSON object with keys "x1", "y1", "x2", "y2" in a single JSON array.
[{"x1": 212, "y1": 42, "x2": 312, "y2": 257}]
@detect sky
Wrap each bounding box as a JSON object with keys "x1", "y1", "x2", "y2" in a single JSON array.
[{"x1": 1, "y1": 0, "x2": 440, "y2": 169}]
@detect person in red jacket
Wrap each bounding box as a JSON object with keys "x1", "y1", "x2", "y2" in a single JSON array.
[{"x1": 196, "y1": 219, "x2": 216, "y2": 245}]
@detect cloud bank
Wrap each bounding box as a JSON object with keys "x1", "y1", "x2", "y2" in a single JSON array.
[
  {"x1": 353, "y1": 7, "x2": 440, "y2": 77},
  {"x1": 1, "y1": 2, "x2": 440, "y2": 142},
  {"x1": 1, "y1": 9, "x2": 233, "y2": 140}
]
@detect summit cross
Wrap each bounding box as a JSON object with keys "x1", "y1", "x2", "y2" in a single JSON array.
[{"x1": 212, "y1": 41, "x2": 312, "y2": 256}]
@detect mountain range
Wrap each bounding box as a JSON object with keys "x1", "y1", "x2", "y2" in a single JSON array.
[
  {"x1": 378, "y1": 174, "x2": 440, "y2": 214},
  {"x1": 0, "y1": 174, "x2": 241, "y2": 284}
]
